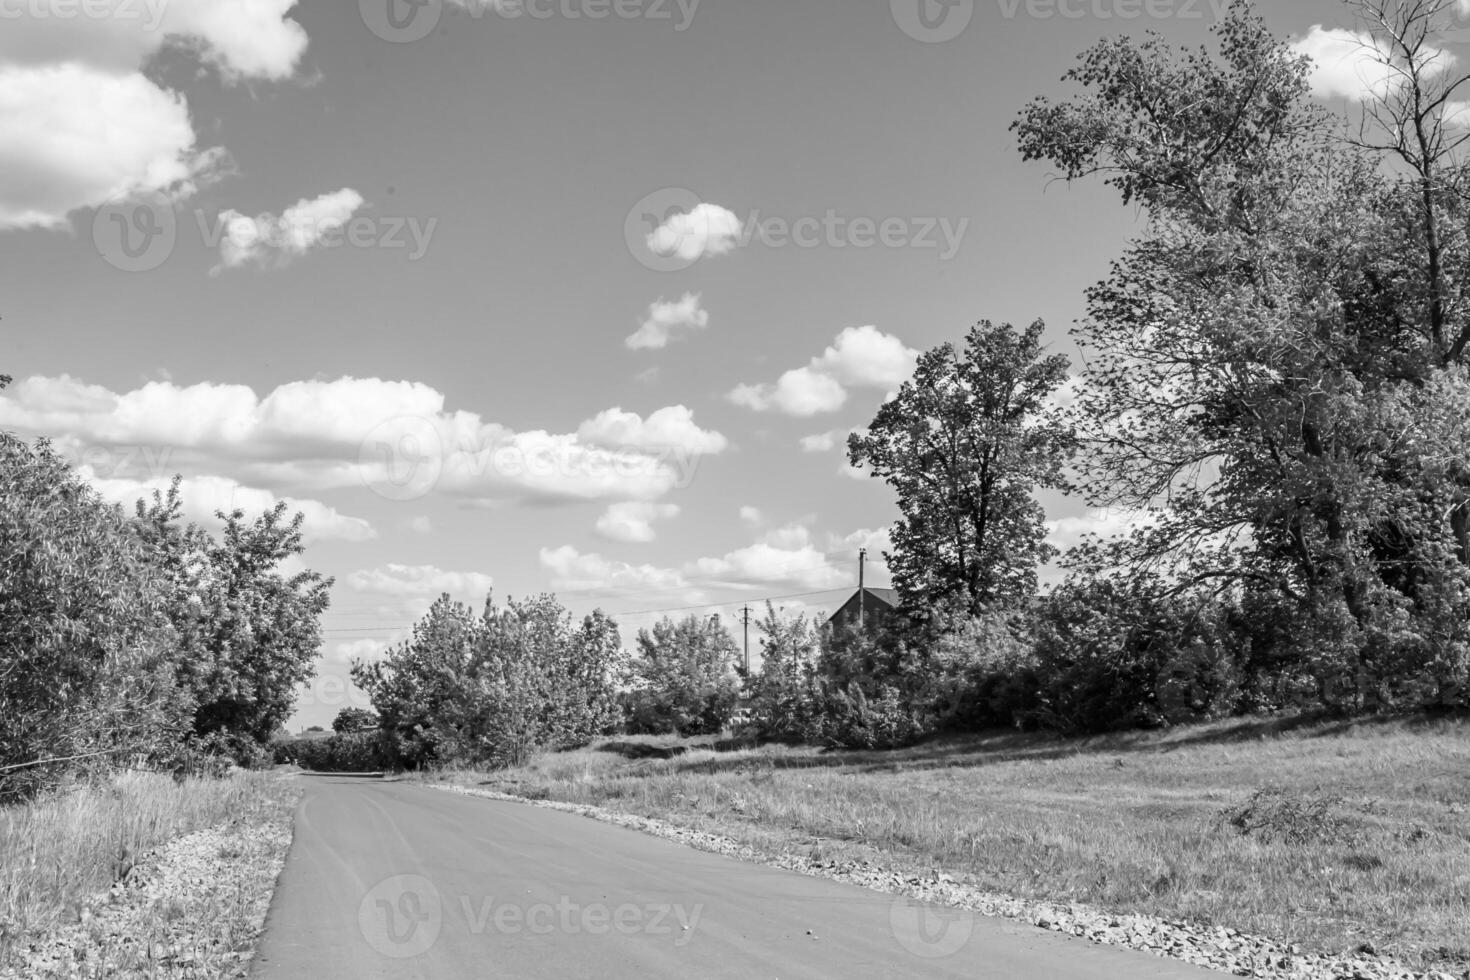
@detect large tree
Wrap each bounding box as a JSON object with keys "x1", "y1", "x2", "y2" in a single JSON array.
[
  {"x1": 1014, "y1": 0, "x2": 1470, "y2": 705},
  {"x1": 848, "y1": 320, "x2": 1073, "y2": 616}
]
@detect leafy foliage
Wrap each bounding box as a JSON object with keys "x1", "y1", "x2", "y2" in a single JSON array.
[
  {"x1": 849, "y1": 321, "x2": 1072, "y2": 616},
  {"x1": 622, "y1": 615, "x2": 742, "y2": 736},
  {"x1": 353, "y1": 593, "x2": 624, "y2": 769}
]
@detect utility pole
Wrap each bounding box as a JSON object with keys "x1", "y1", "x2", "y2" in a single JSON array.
[
  {"x1": 742, "y1": 605, "x2": 751, "y2": 677},
  {"x1": 858, "y1": 548, "x2": 867, "y2": 627}
]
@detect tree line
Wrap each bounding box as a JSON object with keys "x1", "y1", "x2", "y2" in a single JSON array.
[
  {"x1": 0, "y1": 412, "x2": 329, "y2": 802},
  {"x1": 8, "y1": 0, "x2": 1470, "y2": 789}
]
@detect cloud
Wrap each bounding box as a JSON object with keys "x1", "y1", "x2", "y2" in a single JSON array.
[
  {"x1": 646, "y1": 202, "x2": 743, "y2": 263},
  {"x1": 577, "y1": 405, "x2": 729, "y2": 456},
  {"x1": 0, "y1": 63, "x2": 213, "y2": 230},
  {"x1": 0, "y1": 0, "x2": 308, "y2": 230},
  {"x1": 799, "y1": 430, "x2": 847, "y2": 453},
  {"x1": 730, "y1": 326, "x2": 918, "y2": 416},
  {"x1": 595, "y1": 501, "x2": 680, "y2": 543},
  {"x1": 1290, "y1": 25, "x2": 1453, "y2": 102},
  {"x1": 346, "y1": 564, "x2": 495, "y2": 601},
  {"x1": 407, "y1": 515, "x2": 434, "y2": 534},
  {"x1": 1045, "y1": 508, "x2": 1156, "y2": 553},
  {"x1": 80, "y1": 470, "x2": 377, "y2": 545},
  {"x1": 214, "y1": 188, "x2": 367, "y2": 273},
  {"x1": 0, "y1": 375, "x2": 721, "y2": 507},
  {"x1": 626, "y1": 293, "x2": 710, "y2": 351},
  {"x1": 739, "y1": 505, "x2": 763, "y2": 525},
  {"x1": 540, "y1": 545, "x2": 695, "y2": 597}
]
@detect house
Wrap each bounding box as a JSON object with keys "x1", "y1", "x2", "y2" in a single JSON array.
[{"x1": 825, "y1": 587, "x2": 899, "y2": 632}]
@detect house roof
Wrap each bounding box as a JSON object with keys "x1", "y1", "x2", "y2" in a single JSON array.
[{"x1": 825, "y1": 586, "x2": 900, "y2": 625}]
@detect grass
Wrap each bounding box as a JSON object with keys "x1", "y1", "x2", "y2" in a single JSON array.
[
  {"x1": 427, "y1": 713, "x2": 1470, "y2": 973},
  {"x1": 0, "y1": 769, "x2": 295, "y2": 970}
]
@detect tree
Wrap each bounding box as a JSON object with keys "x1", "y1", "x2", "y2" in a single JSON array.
[
  {"x1": 134, "y1": 483, "x2": 333, "y2": 746},
  {"x1": 746, "y1": 604, "x2": 820, "y2": 741},
  {"x1": 332, "y1": 707, "x2": 379, "y2": 734},
  {"x1": 848, "y1": 320, "x2": 1073, "y2": 617},
  {"x1": 354, "y1": 592, "x2": 623, "y2": 769},
  {"x1": 1013, "y1": 0, "x2": 1470, "y2": 707},
  {"x1": 624, "y1": 615, "x2": 742, "y2": 735},
  {"x1": 0, "y1": 437, "x2": 185, "y2": 801}
]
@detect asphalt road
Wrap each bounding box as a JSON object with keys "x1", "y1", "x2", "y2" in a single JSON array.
[{"x1": 249, "y1": 774, "x2": 1222, "y2": 979}]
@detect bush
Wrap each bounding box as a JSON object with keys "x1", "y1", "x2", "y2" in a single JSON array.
[{"x1": 274, "y1": 731, "x2": 392, "y2": 772}]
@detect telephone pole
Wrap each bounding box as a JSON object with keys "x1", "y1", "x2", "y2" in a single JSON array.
[
  {"x1": 742, "y1": 605, "x2": 751, "y2": 677},
  {"x1": 858, "y1": 548, "x2": 867, "y2": 626}
]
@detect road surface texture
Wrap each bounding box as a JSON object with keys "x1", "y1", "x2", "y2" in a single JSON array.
[{"x1": 250, "y1": 774, "x2": 1222, "y2": 979}]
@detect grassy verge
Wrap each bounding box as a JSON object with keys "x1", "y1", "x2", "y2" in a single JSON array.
[
  {"x1": 0, "y1": 769, "x2": 300, "y2": 974},
  {"x1": 426, "y1": 713, "x2": 1470, "y2": 974}
]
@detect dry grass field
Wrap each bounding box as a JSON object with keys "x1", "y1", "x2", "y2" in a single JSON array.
[
  {"x1": 429, "y1": 713, "x2": 1470, "y2": 973},
  {"x1": 0, "y1": 769, "x2": 296, "y2": 971}
]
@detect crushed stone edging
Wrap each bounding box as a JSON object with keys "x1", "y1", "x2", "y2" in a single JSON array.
[
  {"x1": 1, "y1": 783, "x2": 298, "y2": 980},
  {"x1": 427, "y1": 782, "x2": 1451, "y2": 980}
]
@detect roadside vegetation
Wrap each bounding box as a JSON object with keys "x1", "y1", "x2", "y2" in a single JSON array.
[
  {"x1": 427, "y1": 714, "x2": 1470, "y2": 973},
  {"x1": 0, "y1": 770, "x2": 299, "y2": 975}
]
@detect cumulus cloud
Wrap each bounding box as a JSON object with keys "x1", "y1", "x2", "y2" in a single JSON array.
[
  {"x1": 577, "y1": 405, "x2": 729, "y2": 456},
  {"x1": 0, "y1": 375, "x2": 724, "y2": 507},
  {"x1": 543, "y1": 523, "x2": 859, "y2": 602},
  {"x1": 1290, "y1": 25, "x2": 1453, "y2": 103},
  {"x1": 346, "y1": 563, "x2": 495, "y2": 601},
  {"x1": 214, "y1": 188, "x2": 366, "y2": 273},
  {"x1": 799, "y1": 430, "x2": 848, "y2": 453},
  {"x1": 739, "y1": 505, "x2": 763, "y2": 525},
  {"x1": 646, "y1": 203, "x2": 743, "y2": 263},
  {"x1": 626, "y1": 293, "x2": 710, "y2": 351},
  {"x1": 0, "y1": 0, "x2": 308, "y2": 230},
  {"x1": 730, "y1": 326, "x2": 918, "y2": 416},
  {"x1": 595, "y1": 501, "x2": 680, "y2": 543},
  {"x1": 80, "y1": 470, "x2": 377, "y2": 545}
]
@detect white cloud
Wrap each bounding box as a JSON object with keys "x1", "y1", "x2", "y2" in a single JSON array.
[
  {"x1": 540, "y1": 545, "x2": 695, "y2": 597},
  {"x1": 730, "y1": 326, "x2": 918, "y2": 417},
  {"x1": 799, "y1": 430, "x2": 847, "y2": 453},
  {"x1": 646, "y1": 202, "x2": 743, "y2": 263},
  {"x1": 81, "y1": 470, "x2": 377, "y2": 545},
  {"x1": 687, "y1": 524, "x2": 852, "y2": 591},
  {"x1": 1290, "y1": 25, "x2": 1453, "y2": 103},
  {"x1": 595, "y1": 501, "x2": 680, "y2": 543},
  {"x1": 739, "y1": 505, "x2": 763, "y2": 525},
  {"x1": 0, "y1": 375, "x2": 717, "y2": 507},
  {"x1": 626, "y1": 292, "x2": 710, "y2": 351},
  {"x1": 214, "y1": 188, "x2": 366, "y2": 273},
  {"x1": 407, "y1": 515, "x2": 434, "y2": 534},
  {"x1": 346, "y1": 563, "x2": 495, "y2": 601},
  {"x1": 577, "y1": 405, "x2": 729, "y2": 455},
  {"x1": 0, "y1": 0, "x2": 308, "y2": 230},
  {"x1": 323, "y1": 637, "x2": 398, "y2": 667},
  {"x1": 0, "y1": 0, "x2": 309, "y2": 80},
  {"x1": 1045, "y1": 508, "x2": 1156, "y2": 553},
  {"x1": 0, "y1": 63, "x2": 211, "y2": 230}
]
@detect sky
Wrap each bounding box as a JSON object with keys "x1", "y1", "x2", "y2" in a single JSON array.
[{"x1": 0, "y1": 0, "x2": 1422, "y2": 728}]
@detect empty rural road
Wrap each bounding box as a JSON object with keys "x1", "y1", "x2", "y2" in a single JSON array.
[{"x1": 249, "y1": 775, "x2": 1221, "y2": 979}]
